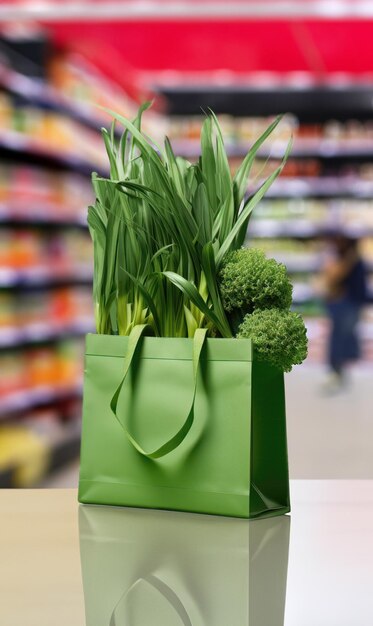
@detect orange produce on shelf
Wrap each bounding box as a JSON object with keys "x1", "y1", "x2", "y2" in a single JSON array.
[{"x1": 25, "y1": 348, "x2": 59, "y2": 388}]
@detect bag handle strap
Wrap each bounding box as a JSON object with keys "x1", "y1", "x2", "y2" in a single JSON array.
[
  {"x1": 110, "y1": 325, "x2": 207, "y2": 459},
  {"x1": 110, "y1": 574, "x2": 193, "y2": 626}
]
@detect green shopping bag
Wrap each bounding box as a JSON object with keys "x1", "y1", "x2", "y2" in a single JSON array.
[
  {"x1": 78, "y1": 324, "x2": 290, "y2": 519},
  {"x1": 79, "y1": 503, "x2": 290, "y2": 626}
]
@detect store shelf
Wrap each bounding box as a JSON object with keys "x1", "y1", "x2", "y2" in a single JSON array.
[
  {"x1": 160, "y1": 84, "x2": 373, "y2": 121},
  {"x1": 273, "y1": 255, "x2": 322, "y2": 273},
  {"x1": 0, "y1": 319, "x2": 94, "y2": 349},
  {"x1": 263, "y1": 177, "x2": 373, "y2": 199},
  {"x1": 293, "y1": 283, "x2": 318, "y2": 303},
  {"x1": 0, "y1": 384, "x2": 82, "y2": 419},
  {"x1": 0, "y1": 204, "x2": 87, "y2": 227},
  {"x1": 0, "y1": 62, "x2": 111, "y2": 135},
  {"x1": 266, "y1": 139, "x2": 373, "y2": 160},
  {"x1": 249, "y1": 219, "x2": 373, "y2": 239},
  {"x1": 172, "y1": 138, "x2": 373, "y2": 160},
  {"x1": 0, "y1": 131, "x2": 108, "y2": 177},
  {"x1": 257, "y1": 252, "x2": 373, "y2": 274},
  {"x1": 0, "y1": 417, "x2": 82, "y2": 487},
  {"x1": 0, "y1": 266, "x2": 93, "y2": 289}
]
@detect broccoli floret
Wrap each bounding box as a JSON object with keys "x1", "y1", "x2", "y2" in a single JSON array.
[
  {"x1": 219, "y1": 248, "x2": 293, "y2": 314},
  {"x1": 237, "y1": 308, "x2": 308, "y2": 372}
]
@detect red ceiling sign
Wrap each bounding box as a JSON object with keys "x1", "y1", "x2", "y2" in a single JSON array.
[{"x1": 42, "y1": 19, "x2": 373, "y2": 80}]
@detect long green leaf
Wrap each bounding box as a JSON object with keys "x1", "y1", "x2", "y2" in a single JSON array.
[
  {"x1": 122, "y1": 270, "x2": 162, "y2": 336},
  {"x1": 233, "y1": 115, "x2": 282, "y2": 207},
  {"x1": 201, "y1": 242, "x2": 231, "y2": 337},
  {"x1": 216, "y1": 138, "x2": 293, "y2": 267},
  {"x1": 163, "y1": 271, "x2": 232, "y2": 337}
]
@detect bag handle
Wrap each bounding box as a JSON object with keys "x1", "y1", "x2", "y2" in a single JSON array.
[
  {"x1": 110, "y1": 324, "x2": 207, "y2": 459},
  {"x1": 110, "y1": 574, "x2": 193, "y2": 626}
]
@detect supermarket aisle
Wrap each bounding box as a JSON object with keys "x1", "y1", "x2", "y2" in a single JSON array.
[
  {"x1": 42, "y1": 364, "x2": 373, "y2": 487},
  {"x1": 286, "y1": 364, "x2": 373, "y2": 478}
]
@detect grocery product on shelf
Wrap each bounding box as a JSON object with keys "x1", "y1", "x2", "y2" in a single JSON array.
[
  {"x1": 0, "y1": 91, "x2": 107, "y2": 171},
  {"x1": 48, "y1": 51, "x2": 166, "y2": 139},
  {"x1": 0, "y1": 228, "x2": 92, "y2": 279},
  {"x1": 250, "y1": 198, "x2": 373, "y2": 232},
  {"x1": 0, "y1": 286, "x2": 93, "y2": 346},
  {"x1": 0, "y1": 402, "x2": 82, "y2": 487},
  {"x1": 168, "y1": 114, "x2": 373, "y2": 147},
  {"x1": 0, "y1": 339, "x2": 84, "y2": 410},
  {"x1": 0, "y1": 423, "x2": 49, "y2": 487},
  {"x1": 0, "y1": 163, "x2": 92, "y2": 221}
]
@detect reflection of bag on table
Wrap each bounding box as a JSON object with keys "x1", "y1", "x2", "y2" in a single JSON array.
[
  {"x1": 79, "y1": 328, "x2": 290, "y2": 519},
  {"x1": 79, "y1": 505, "x2": 290, "y2": 626}
]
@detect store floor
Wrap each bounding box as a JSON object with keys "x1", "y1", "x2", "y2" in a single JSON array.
[
  {"x1": 42, "y1": 364, "x2": 373, "y2": 487},
  {"x1": 286, "y1": 363, "x2": 373, "y2": 479}
]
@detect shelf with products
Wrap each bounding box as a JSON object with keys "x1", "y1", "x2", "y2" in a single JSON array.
[
  {"x1": 159, "y1": 84, "x2": 373, "y2": 121},
  {"x1": 263, "y1": 140, "x2": 373, "y2": 161},
  {"x1": 0, "y1": 267, "x2": 93, "y2": 289},
  {"x1": 0, "y1": 226, "x2": 93, "y2": 286},
  {"x1": 0, "y1": 402, "x2": 82, "y2": 487},
  {"x1": 0, "y1": 284, "x2": 94, "y2": 348},
  {"x1": 0, "y1": 37, "x2": 134, "y2": 484},
  {"x1": 248, "y1": 236, "x2": 373, "y2": 272},
  {"x1": 0, "y1": 385, "x2": 82, "y2": 421},
  {"x1": 250, "y1": 221, "x2": 373, "y2": 238},
  {"x1": 0, "y1": 322, "x2": 93, "y2": 350},
  {"x1": 0, "y1": 45, "x2": 166, "y2": 158},
  {"x1": 0, "y1": 338, "x2": 84, "y2": 419},
  {"x1": 168, "y1": 114, "x2": 373, "y2": 150},
  {"x1": 0, "y1": 60, "x2": 115, "y2": 135},
  {"x1": 0, "y1": 50, "x2": 161, "y2": 139},
  {"x1": 249, "y1": 197, "x2": 373, "y2": 236},
  {"x1": 250, "y1": 219, "x2": 373, "y2": 239},
  {"x1": 172, "y1": 138, "x2": 373, "y2": 161},
  {"x1": 261, "y1": 177, "x2": 373, "y2": 199},
  {"x1": 0, "y1": 208, "x2": 87, "y2": 228},
  {"x1": 0, "y1": 59, "x2": 113, "y2": 168},
  {"x1": 0, "y1": 39, "x2": 152, "y2": 177},
  {"x1": 0, "y1": 161, "x2": 93, "y2": 225},
  {"x1": 0, "y1": 127, "x2": 106, "y2": 177},
  {"x1": 0, "y1": 129, "x2": 93, "y2": 481},
  {"x1": 0, "y1": 80, "x2": 108, "y2": 175}
]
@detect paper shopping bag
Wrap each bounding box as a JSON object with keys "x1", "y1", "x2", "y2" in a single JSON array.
[{"x1": 79, "y1": 325, "x2": 290, "y2": 518}]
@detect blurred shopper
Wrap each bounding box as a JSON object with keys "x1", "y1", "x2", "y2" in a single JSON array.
[{"x1": 321, "y1": 235, "x2": 368, "y2": 392}]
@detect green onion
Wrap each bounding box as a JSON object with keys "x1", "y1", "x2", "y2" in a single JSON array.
[{"x1": 88, "y1": 105, "x2": 291, "y2": 337}]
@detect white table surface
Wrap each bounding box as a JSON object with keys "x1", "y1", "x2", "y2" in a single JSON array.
[{"x1": 0, "y1": 480, "x2": 372, "y2": 626}]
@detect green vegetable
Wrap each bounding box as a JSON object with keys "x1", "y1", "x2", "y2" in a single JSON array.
[
  {"x1": 218, "y1": 247, "x2": 293, "y2": 331},
  {"x1": 88, "y1": 103, "x2": 291, "y2": 337},
  {"x1": 237, "y1": 309, "x2": 308, "y2": 372}
]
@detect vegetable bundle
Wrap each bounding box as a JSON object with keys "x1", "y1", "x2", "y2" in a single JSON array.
[{"x1": 88, "y1": 103, "x2": 307, "y2": 370}]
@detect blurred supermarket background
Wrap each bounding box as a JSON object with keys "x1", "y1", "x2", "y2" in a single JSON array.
[{"x1": 0, "y1": 0, "x2": 373, "y2": 487}]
